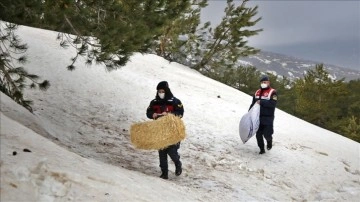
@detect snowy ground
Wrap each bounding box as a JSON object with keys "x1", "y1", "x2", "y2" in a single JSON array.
[{"x1": 1, "y1": 24, "x2": 359, "y2": 201}]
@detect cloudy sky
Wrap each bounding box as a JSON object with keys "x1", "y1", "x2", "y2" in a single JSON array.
[{"x1": 201, "y1": 0, "x2": 360, "y2": 71}]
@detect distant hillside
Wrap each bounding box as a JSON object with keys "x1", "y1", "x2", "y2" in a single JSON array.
[{"x1": 239, "y1": 51, "x2": 360, "y2": 82}]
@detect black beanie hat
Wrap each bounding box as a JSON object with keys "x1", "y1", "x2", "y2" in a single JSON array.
[
  {"x1": 260, "y1": 76, "x2": 269, "y2": 82},
  {"x1": 156, "y1": 81, "x2": 169, "y2": 90}
]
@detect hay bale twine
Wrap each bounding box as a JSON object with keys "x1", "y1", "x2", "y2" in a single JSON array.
[{"x1": 130, "y1": 114, "x2": 186, "y2": 150}]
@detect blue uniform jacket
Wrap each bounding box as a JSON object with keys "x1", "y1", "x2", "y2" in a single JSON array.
[{"x1": 249, "y1": 87, "x2": 277, "y2": 125}]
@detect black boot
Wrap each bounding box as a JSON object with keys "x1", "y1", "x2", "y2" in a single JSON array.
[
  {"x1": 267, "y1": 139, "x2": 272, "y2": 150},
  {"x1": 175, "y1": 161, "x2": 182, "y2": 176},
  {"x1": 160, "y1": 169, "x2": 168, "y2": 179},
  {"x1": 259, "y1": 149, "x2": 265, "y2": 154}
]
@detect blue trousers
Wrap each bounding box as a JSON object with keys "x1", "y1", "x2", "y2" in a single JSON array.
[
  {"x1": 256, "y1": 124, "x2": 273, "y2": 150},
  {"x1": 158, "y1": 143, "x2": 181, "y2": 171}
]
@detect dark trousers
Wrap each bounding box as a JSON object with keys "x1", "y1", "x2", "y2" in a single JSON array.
[
  {"x1": 256, "y1": 124, "x2": 273, "y2": 150},
  {"x1": 158, "y1": 143, "x2": 181, "y2": 172}
]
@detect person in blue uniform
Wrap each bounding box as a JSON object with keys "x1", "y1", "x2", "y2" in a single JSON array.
[
  {"x1": 146, "y1": 81, "x2": 184, "y2": 179},
  {"x1": 249, "y1": 76, "x2": 278, "y2": 154}
]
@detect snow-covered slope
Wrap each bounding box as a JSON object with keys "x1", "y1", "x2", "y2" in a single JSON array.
[
  {"x1": 1, "y1": 25, "x2": 359, "y2": 201},
  {"x1": 1, "y1": 110, "x2": 201, "y2": 201}
]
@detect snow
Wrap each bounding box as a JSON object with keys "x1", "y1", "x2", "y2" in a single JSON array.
[
  {"x1": 1, "y1": 114, "x2": 200, "y2": 201},
  {"x1": 287, "y1": 72, "x2": 294, "y2": 77},
  {"x1": 299, "y1": 64, "x2": 312, "y2": 68},
  {"x1": 237, "y1": 59, "x2": 253, "y2": 67},
  {"x1": 251, "y1": 56, "x2": 272, "y2": 64},
  {"x1": 265, "y1": 70, "x2": 277, "y2": 76},
  {"x1": 1, "y1": 24, "x2": 360, "y2": 202}
]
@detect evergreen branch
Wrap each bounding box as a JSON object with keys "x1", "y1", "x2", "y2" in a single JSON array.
[
  {"x1": 0, "y1": 61, "x2": 21, "y2": 96},
  {"x1": 38, "y1": 80, "x2": 50, "y2": 90},
  {"x1": 64, "y1": 14, "x2": 82, "y2": 36}
]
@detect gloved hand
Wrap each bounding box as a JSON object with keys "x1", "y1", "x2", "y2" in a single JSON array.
[{"x1": 153, "y1": 112, "x2": 168, "y2": 119}]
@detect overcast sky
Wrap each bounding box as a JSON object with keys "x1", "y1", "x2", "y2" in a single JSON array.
[{"x1": 201, "y1": 0, "x2": 360, "y2": 71}]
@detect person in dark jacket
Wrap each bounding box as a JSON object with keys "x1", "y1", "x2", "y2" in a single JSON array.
[
  {"x1": 146, "y1": 81, "x2": 184, "y2": 179},
  {"x1": 249, "y1": 76, "x2": 277, "y2": 154}
]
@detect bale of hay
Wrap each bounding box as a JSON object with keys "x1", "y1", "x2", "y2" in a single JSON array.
[{"x1": 130, "y1": 114, "x2": 186, "y2": 150}]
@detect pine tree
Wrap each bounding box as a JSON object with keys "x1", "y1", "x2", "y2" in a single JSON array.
[
  {"x1": 272, "y1": 76, "x2": 295, "y2": 114},
  {"x1": 0, "y1": 0, "x2": 190, "y2": 111},
  {"x1": 0, "y1": 0, "x2": 191, "y2": 71},
  {"x1": 149, "y1": 0, "x2": 209, "y2": 65},
  {"x1": 341, "y1": 116, "x2": 360, "y2": 142},
  {"x1": 193, "y1": 0, "x2": 262, "y2": 72},
  {"x1": 345, "y1": 79, "x2": 360, "y2": 119},
  {"x1": 0, "y1": 22, "x2": 50, "y2": 112},
  {"x1": 293, "y1": 64, "x2": 348, "y2": 127}
]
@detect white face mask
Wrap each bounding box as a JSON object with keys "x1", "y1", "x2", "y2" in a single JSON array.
[
  {"x1": 158, "y1": 92, "x2": 165, "y2": 99},
  {"x1": 261, "y1": 83, "x2": 268, "y2": 89}
]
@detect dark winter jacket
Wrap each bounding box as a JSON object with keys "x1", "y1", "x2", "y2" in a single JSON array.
[
  {"x1": 249, "y1": 87, "x2": 277, "y2": 125},
  {"x1": 146, "y1": 95, "x2": 184, "y2": 119}
]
